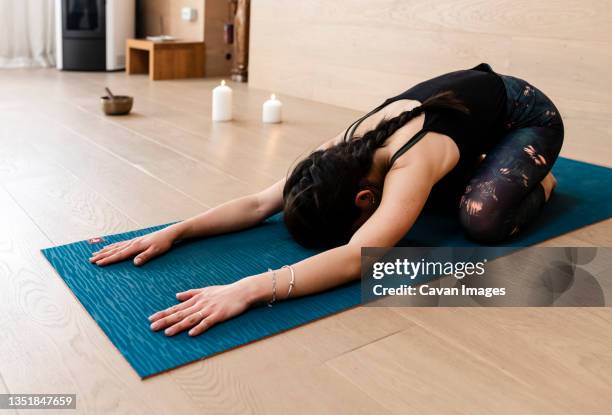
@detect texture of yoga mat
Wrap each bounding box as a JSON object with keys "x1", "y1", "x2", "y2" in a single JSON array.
[{"x1": 42, "y1": 157, "x2": 612, "y2": 378}]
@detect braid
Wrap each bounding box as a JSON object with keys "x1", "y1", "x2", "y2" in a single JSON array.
[
  {"x1": 346, "y1": 90, "x2": 469, "y2": 167},
  {"x1": 283, "y1": 90, "x2": 469, "y2": 248}
]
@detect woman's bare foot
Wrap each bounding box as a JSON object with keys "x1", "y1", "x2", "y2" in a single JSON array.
[{"x1": 541, "y1": 172, "x2": 557, "y2": 201}]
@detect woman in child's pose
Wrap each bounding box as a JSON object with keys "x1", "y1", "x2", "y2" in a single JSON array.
[{"x1": 90, "y1": 63, "x2": 563, "y2": 336}]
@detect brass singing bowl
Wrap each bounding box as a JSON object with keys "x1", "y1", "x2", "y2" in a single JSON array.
[{"x1": 101, "y1": 95, "x2": 134, "y2": 115}]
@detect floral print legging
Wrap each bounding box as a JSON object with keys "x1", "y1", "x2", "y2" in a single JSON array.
[{"x1": 459, "y1": 75, "x2": 564, "y2": 242}]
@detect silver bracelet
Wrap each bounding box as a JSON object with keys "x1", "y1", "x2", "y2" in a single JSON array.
[
  {"x1": 267, "y1": 269, "x2": 277, "y2": 307},
  {"x1": 282, "y1": 265, "x2": 296, "y2": 299}
]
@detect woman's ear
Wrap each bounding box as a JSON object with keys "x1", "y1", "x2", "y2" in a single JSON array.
[{"x1": 355, "y1": 189, "x2": 376, "y2": 210}]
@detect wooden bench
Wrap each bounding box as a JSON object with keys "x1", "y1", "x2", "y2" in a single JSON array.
[{"x1": 126, "y1": 39, "x2": 205, "y2": 81}]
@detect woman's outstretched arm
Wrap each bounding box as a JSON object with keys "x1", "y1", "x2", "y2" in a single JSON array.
[
  {"x1": 89, "y1": 130, "x2": 354, "y2": 267},
  {"x1": 149, "y1": 155, "x2": 438, "y2": 337},
  {"x1": 89, "y1": 179, "x2": 285, "y2": 266},
  {"x1": 172, "y1": 179, "x2": 285, "y2": 240}
]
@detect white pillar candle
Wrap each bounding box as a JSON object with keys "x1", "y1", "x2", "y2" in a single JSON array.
[
  {"x1": 262, "y1": 93, "x2": 282, "y2": 123},
  {"x1": 212, "y1": 80, "x2": 232, "y2": 121}
]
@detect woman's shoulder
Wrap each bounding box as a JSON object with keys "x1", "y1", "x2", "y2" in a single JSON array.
[{"x1": 386, "y1": 129, "x2": 460, "y2": 182}]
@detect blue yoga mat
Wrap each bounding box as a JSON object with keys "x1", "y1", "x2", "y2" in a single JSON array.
[{"x1": 42, "y1": 157, "x2": 612, "y2": 378}]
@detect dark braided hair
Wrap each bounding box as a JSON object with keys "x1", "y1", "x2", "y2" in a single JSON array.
[{"x1": 283, "y1": 91, "x2": 469, "y2": 248}]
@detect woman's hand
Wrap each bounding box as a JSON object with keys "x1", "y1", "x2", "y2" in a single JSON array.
[
  {"x1": 148, "y1": 278, "x2": 264, "y2": 337},
  {"x1": 89, "y1": 228, "x2": 178, "y2": 267}
]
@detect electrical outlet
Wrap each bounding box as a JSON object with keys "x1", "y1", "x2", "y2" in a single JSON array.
[{"x1": 181, "y1": 7, "x2": 197, "y2": 22}]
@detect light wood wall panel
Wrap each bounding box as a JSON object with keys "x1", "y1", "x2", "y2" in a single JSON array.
[
  {"x1": 139, "y1": 0, "x2": 205, "y2": 41},
  {"x1": 249, "y1": 0, "x2": 612, "y2": 116},
  {"x1": 139, "y1": 0, "x2": 233, "y2": 76}
]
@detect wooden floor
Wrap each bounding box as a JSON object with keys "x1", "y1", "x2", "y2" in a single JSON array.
[{"x1": 1, "y1": 68, "x2": 611, "y2": 415}]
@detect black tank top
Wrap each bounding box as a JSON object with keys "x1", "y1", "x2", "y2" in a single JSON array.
[
  {"x1": 346, "y1": 63, "x2": 507, "y2": 166},
  {"x1": 345, "y1": 63, "x2": 508, "y2": 208}
]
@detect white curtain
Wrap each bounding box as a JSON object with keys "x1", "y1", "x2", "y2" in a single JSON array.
[{"x1": 0, "y1": 0, "x2": 55, "y2": 68}]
